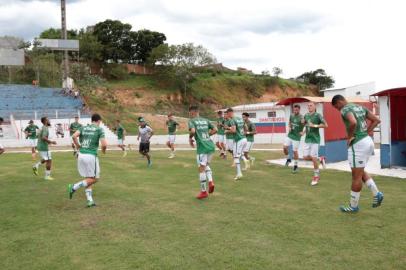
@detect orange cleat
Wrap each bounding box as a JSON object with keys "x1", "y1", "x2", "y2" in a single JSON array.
[
  {"x1": 208, "y1": 181, "x2": 215, "y2": 194},
  {"x1": 196, "y1": 191, "x2": 209, "y2": 199}
]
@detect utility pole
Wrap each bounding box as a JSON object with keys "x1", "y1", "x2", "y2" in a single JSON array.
[{"x1": 61, "y1": 0, "x2": 69, "y2": 83}]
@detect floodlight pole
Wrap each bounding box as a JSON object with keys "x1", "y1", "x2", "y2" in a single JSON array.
[{"x1": 61, "y1": 0, "x2": 69, "y2": 83}]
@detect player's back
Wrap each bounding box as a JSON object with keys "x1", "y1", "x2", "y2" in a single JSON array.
[{"x1": 79, "y1": 124, "x2": 104, "y2": 156}]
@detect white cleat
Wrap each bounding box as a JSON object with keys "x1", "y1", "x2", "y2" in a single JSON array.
[
  {"x1": 234, "y1": 174, "x2": 243, "y2": 181},
  {"x1": 168, "y1": 153, "x2": 175, "y2": 159},
  {"x1": 250, "y1": 157, "x2": 255, "y2": 166}
]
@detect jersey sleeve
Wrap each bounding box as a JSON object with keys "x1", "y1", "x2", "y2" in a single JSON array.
[
  {"x1": 188, "y1": 120, "x2": 195, "y2": 130},
  {"x1": 250, "y1": 122, "x2": 256, "y2": 132},
  {"x1": 318, "y1": 113, "x2": 326, "y2": 124},
  {"x1": 208, "y1": 120, "x2": 214, "y2": 130},
  {"x1": 24, "y1": 127, "x2": 29, "y2": 132}
]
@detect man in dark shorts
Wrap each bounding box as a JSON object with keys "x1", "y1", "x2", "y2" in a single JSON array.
[{"x1": 137, "y1": 118, "x2": 153, "y2": 167}]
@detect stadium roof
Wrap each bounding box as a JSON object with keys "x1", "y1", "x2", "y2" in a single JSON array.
[{"x1": 371, "y1": 87, "x2": 406, "y2": 97}]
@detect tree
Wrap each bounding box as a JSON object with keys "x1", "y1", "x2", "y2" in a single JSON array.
[
  {"x1": 78, "y1": 32, "x2": 103, "y2": 63},
  {"x1": 148, "y1": 43, "x2": 217, "y2": 96},
  {"x1": 131, "y1": 29, "x2": 166, "y2": 63},
  {"x1": 272, "y1": 67, "x2": 283, "y2": 77},
  {"x1": 297, "y1": 69, "x2": 335, "y2": 91},
  {"x1": 39, "y1": 28, "x2": 78, "y2": 39}
]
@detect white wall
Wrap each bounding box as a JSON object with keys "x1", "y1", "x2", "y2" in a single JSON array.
[
  {"x1": 379, "y1": 96, "x2": 390, "y2": 145},
  {"x1": 323, "y1": 82, "x2": 376, "y2": 100}
]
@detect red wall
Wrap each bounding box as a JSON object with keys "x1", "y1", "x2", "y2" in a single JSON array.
[{"x1": 390, "y1": 96, "x2": 406, "y2": 141}]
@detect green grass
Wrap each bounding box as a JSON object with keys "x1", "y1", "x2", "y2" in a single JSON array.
[{"x1": 1, "y1": 150, "x2": 404, "y2": 270}]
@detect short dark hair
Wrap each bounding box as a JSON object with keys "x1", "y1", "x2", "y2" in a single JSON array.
[
  {"x1": 332, "y1": 95, "x2": 346, "y2": 105},
  {"x1": 242, "y1": 112, "x2": 250, "y2": 117},
  {"x1": 189, "y1": 105, "x2": 199, "y2": 112},
  {"x1": 217, "y1": 110, "x2": 223, "y2": 115},
  {"x1": 0, "y1": 117, "x2": 3, "y2": 122},
  {"x1": 91, "y1": 113, "x2": 102, "y2": 122},
  {"x1": 41, "y1": 117, "x2": 47, "y2": 124},
  {"x1": 226, "y1": 108, "x2": 233, "y2": 113},
  {"x1": 293, "y1": 104, "x2": 301, "y2": 109}
]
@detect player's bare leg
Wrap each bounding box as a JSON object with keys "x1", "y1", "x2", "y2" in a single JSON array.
[
  {"x1": 362, "y1": 171, "x2": 384, "y2": 208},
  {"x1": 292, "y1": 150, "x2": 299, "y2": 173},
  {"x1": 31, "y1": 147, "x2": 37, "y2": 160},
  {"x1": 68, "y1": 178, "x2": 98, "y2": 207},
  {"x1": 44, "y1": 160, "x2": 54, "y2": 180},
  {"x1": 168, "y1": 142, "x2": 175, "y2": 158},
  {"x1": 283, "y1": 145, "x2": 291, "y2": 166},
  {"x1": 196, "y1": 165, "x2": 209, "y2": 199}
]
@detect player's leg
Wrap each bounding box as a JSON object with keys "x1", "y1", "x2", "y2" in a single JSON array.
[
  {"x1": 220, "y1": 136, "x2": 226, "y2": 158},
  {"x1": 283, "y1": 137, "x2": 292, "y2": 166},
  {"x1": 310, "y1": 144, "x2": 320, "y2": 185},
  {"x1": 205, "y1": 154, "x2": 215, "y2": 193},
  {"x1": 44, "y1": 157, "x2": 53, "y2": 180},
  {"x1": 0, "y1": 144, "x2": 4, "y2": 155},
  {"x1": 196, "y1": 154, "x2": 209, "y2": 199},
  {"x1": 240, "y1": 140, "x2": 250, "y2": 171},
  {"x1": 33, "y1": 152, "x2": 46, "y2": 176},
  {"x1": 145, "y1": 143, "x2": 152, "y2": 166},
  {"x1": 168, "y1": 136, "x2": 176, "y2": 158},
  {"x1": 234, "y1": 141, "x2": 243, "y2": 180},
  {"x1": 340, "y1": 167, "x2": 364, "y2": 212},
  {"x1": 292, "y1": 140, "x2": 300, "y2": 173}
]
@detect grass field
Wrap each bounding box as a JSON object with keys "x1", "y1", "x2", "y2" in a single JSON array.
[{"x1": 0, "y1": 150, "x2": 405, "y2": 270}]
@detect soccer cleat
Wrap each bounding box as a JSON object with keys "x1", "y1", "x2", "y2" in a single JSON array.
[
  {"x1": 68, "y1": 184, "x2": 75, "y2": 199},
  {"x1": 250, "y1": 157, "x2": 255, "y2": 166},
  {"x1": 234, "y1": 174, "x2": 243, "y2": 181},
  {"x1": 87, "y1": 200, "x2": 96, "y2": 207},
  {"x1": 285, "y1": 159, "x2": 291, "y2": 167},
  {"x1": 292, "y1": 165, "x2": 299, "y2": 173},
  {"x1": 320, "y1": 156, "x2": 327, "y2": 169},
  {"x1": 168, "y1": 153, "x2": 175, "y2": 159},
  {"x1": 339, "y1": 205, "x2": 359, "y2": 213},
  {"x1": 44, "y1": 176, "x2": 55, "y2": 181},
  {"x1": 372, "y1": 192, "x2": 384, "y2": 208},
  {"x1": 311, "y1": 176, "x2": 319, "y2": 186},
  {"x1": 32, "y1": 166, "x2": 39, "y2": 176},
  {"x1": 208, "y1": 181, "x2": 215, "y2": 194},
  {"x1": 148, "y1": 160, "x2": 152, "y2": 167},
  {"x1": 196, "y1": 191, "x2": 208, "y2": 199}
]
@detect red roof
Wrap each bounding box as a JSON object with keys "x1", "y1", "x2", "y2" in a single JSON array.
[{"x1": 371, "y1": 87, "x2": 406, "y2": 97}]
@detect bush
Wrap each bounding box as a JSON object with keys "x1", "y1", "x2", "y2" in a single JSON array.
[{"x1": 103, "y1": 64, "x2": 129, "y2": 80}]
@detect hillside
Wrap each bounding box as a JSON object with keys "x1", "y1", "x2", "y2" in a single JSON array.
[{"x1": 81, "y1": 73, "x2": 317, "y2": 134}]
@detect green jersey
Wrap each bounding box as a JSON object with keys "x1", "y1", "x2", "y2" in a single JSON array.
[
  {"x1": 166, "y1": 120, "x2": 179, "y2": 135},
  {"x1": 188, "y1": 117, "x2": 215, "y2": 154},
  {"x1": 216, "y1": 117, "x2": 225, "y2": 135},
  {"x1": 70, "y1": 122, "x2": 82, "y2": 136},
  {"x1": 24, "y1": 124, "x2": 39, "y2": 139},
  {"x1": 288, "y1": 114, "x2": 305, "y2": 141},
  {"x1": 304, "y1": 112, "x2": 325, "y2": 144},
  {"x1": 37, "y1": 126, "x2": 49, "y2": 151},
  {"x1": 117, "y1": 124, "x2": 124, "y2": 139},
  {"x1": 225, "y1": 118, "x2": 235, "y2": 140},
  {"x1": 231, "y1": 117, "x2": 246, "y2": 142},
  {"x1": 244, "y1": 120, "x2": 256, "y2": 142},
  {"x1": 341, "y1": 103, "x2": 369, "y2": 145},
  {"x1": 79, "y1": 124, "x2": 105, "y2": 156}
]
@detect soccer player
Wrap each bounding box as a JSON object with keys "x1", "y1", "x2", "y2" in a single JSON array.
[
  {"x1": 68, "y1": 113, "x2": 107, "y2": 207},
  {"x1": 69, "y1": 116, "x2": 82, "y2": 156},
  {"x1": 166, "y1": 113, "x2": 179, "y2": 159},
  {"x1": 188, "y1": 105, "x2": 217, "y2": 199},
  {"x1": 138, "y1": 118, "x2": 154, "y2": 167},
  {"x1": 116, "y1": 120, "x2": 127, "y2": 157},
  {"x1": 283, "y1": 105, "x2": 305, "y2": 173},
  {"x1": 224, "y1": 112, "x2": 235, "y2": 164},
  {"x1": 302, "y1": 102, "x2": 328, "y2": 186},
  {"x1": 0, "y1": 117, "x2": 4, "y2": 155},
  {"x1": 242, "y1": 112, "x2": 257, "y2": 169},
  {"x1": 215, "y1": 110, "x2": 227, "y2": 159},
  {"x1": 24, "y1": 120, "x2": 40, "y2": 160},
  {"x1": 225, "y1": 108, "x2": 248, "y2": 179},
  {"x1": 332, "y1": 95, "x2": 383, "y2": 213},
  {"x1": 32, "y1": 117, "x2": 57, "y2": 180}
]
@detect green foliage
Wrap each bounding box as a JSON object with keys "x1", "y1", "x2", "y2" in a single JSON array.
[
  {"x1": 131, "y1": 29, "x2": 166, "y2": 63},
  {"x1": 272, "y1": 67, "x2": 283, "y2": 77},
  {"x1": 103, "y1": 64, "x2": 129, "y2": 81},
  {"x1": 297, "y1": 68, "x2": 335, "y2": 91},
  {"x1": 78, "y1": 32, "x2": 103, "y2": 62},
  {"x1": 39, "y1": 28, "x2": 78, "y2": 39}
]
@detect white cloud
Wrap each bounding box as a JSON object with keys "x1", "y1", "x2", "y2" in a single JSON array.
[{"x1": 0, "y1": 0, "x2": 406, "y2": 89}]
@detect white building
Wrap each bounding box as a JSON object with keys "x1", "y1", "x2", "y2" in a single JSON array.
[{"x1": 321, "y1": 82, "x2": 376, "y2": 100}]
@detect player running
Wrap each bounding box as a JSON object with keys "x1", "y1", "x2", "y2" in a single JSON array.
[
  {"x1": 166, "y1": 113, "x2": 179, "y2": 159},
  {"x1": 188, "y1": 105, "x2": 217, "y2": 199},
  {"x1": 116, "y1": 120, "x2": 127, "y2": 157},
  {"x1": 332, "y1": 95, "x2": 383, "y2": 213},
  {"x1": 224, "y1": 112, "x2": 235, "y2": 165},
  {"x1": 242, "y1": 112, "x2": 256, "y2": 168},
  {"x1": 32, "y1": 117, "x2": 57, "y2": 180},
  {"x1": 138, "y1": 118, "x2": 154, "y2": 167},
  {"x1": 0, "y1": 117, "x2": 4, "y2": 155},
  {"x1": 302, "y1": 102, "x2": 328, "y2": 186},
  {"x1": 215, "y1": 110, "x2": 227, "y2": 159},
  {"x1": 225, "y1": 108, "x2": 248, "y2": 179},
  {"x1": 283, "y1": 105, "x2": 305, "y2": 173},
  {"x1": 68, "y1": 113, "x2": 107, "y2": 207},
  {"x1": 69, "y1": 116, "x2": 82, "y2": 156},
  {"x1": 24, "y1": 120, "x2": 39, "y2": 160}
]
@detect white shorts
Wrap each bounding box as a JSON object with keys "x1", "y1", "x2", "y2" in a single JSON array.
[
  {"x1": 348, "y1": 136, "x2": 374, "y2": 168},
  {"x1": 227, "y1": 139, "x2": 234, "y2": 151},
  {"x1": 233, "y1": 138, "x2": 247, "y2": 158},
  {"x1": 78, "y1": 153, "x2": 100, "y2": 178},
  {"x1": 303, "y1": 143, "x2": 319, "y2": 158},
  {"x1": 244, "y1": 141, "x2": 254, "y2": 152},
  {"x1": 28, "y1": 138, "x2": 37, "y2": 148},
  {"x1": 216, "y1": 134, "x2": 226, "y2": 144},
  {"x1": 39, "y1": 151, "x2": 52, "y2": 161},
  {"x1": 284, "y1": 137, "x2": 300, "y2": 151},
  {"x1": 196, "y1": 153, "x2": 213, "y2": 166},
  {"x1": 168, "y1": 135, "x2": 176, "y2": 144},
  {"x1": 117, "y1": 139, "x2": 124, "y2": 145}
]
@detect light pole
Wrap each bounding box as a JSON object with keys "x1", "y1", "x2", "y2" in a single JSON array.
[{"x1": 61, "y1": 0, "x2": 69, "y2": 84}]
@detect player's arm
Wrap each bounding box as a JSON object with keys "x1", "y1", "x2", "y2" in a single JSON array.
[
  {"x1": 24, "y1": 127, "x2": 30, "y2": 137},
  {"x1": 249, "y1": 123, "x2": 257, "y2": 135},
  {"x1": 100, "y1": 138, "x2": 107, "y2": 154},
  {"x1": 189, "y1": 122, "x2": 196, "y2": 147},
  {"x1": 43, "y1": 132, "x2": 57, "y2": 145},
  {"x1": 148, "y1": 128, "x2": 154, "y2": 140},
  {"x1": 72, "y1": 130, "x2": 81, "y2": 149},
  {"x1": 209, "y1": 121, "x2": 217, "y2": 136},
  {"x1": 309, "y1": 116, "x2": 328, "y2": 128},
  {"x1": 366, "y1": 109, "x2": 381, "y2": 133},
  {"x1": 344, "y1": 112, "x2": 357, "y2": 146}
]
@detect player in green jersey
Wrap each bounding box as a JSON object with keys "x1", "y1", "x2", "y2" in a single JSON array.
[
  {"x1": 115, "y1": 120, "x2": 127, "y2": 157},
  {"x1": 302, "y1": 102, "x2": 328, "y2": 186},
  {"x1": 225, "y1": 108, "x2": 249, "y2": 179},
  {"x1": 69, "y1": 116, "x2": 82, "y2": 157},
  {"x1": 68, "y1": 113, "x2": 107, "y2": 207},
  {"x1": 166, "y1": 113, "x2": 179, "y2": 159},
  {"x1": 332, "y1": 95, "x2": 383, "y2": 213},
  {"x1": 32, "y1": 117, "x2": 57, "y2": 180},
  {"x1": 283, "y1": 105, "x2": 305, "y2": 173},
  {"x1": 24, "y1": 120, "x2": 40, "y2": 160},
  {"x1": 242, "y1": 112, "x2": 257, "y2": 168},
  {"x1": 0, "y1": 117, "x2": 4, "y2": 155},
  {"x1": 188, "y1": 105, "x2": 217, "y2": 199},
  {"x1": 215, "y1": 111, "x2": 227, "y2": 159}
]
